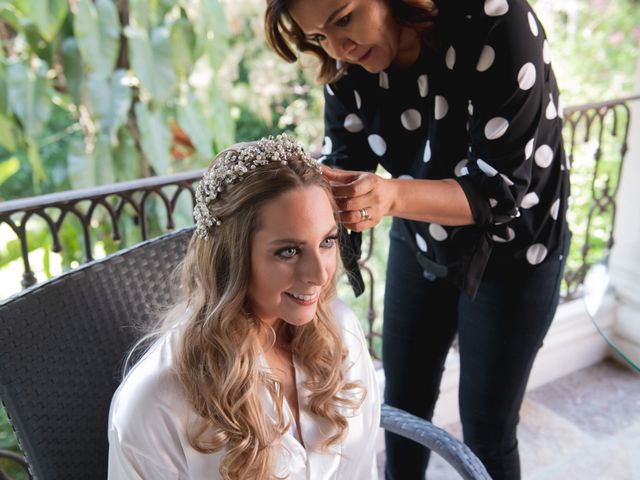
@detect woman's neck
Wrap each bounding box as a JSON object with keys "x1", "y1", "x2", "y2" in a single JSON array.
[
  {"x1": 258, "y1": 318, "x2": 291, "y2": 351},
  {"x1": 392, "y1": 27, "x2": 421, "y2": 69}
]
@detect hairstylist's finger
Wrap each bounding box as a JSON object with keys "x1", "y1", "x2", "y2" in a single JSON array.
[
  {"x1": 331, "y1": 173, "x2": 376, "y2": 198},
  {"x1": 322, "y1": 166, "x2": 361, "y2": 182}
]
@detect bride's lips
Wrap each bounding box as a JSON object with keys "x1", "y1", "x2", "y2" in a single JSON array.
[{"x1": 285, "y1": 291, "x2": 320, "y2": 306}]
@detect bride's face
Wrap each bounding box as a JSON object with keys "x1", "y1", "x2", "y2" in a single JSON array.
[{"x1": 247, "y1": 185, "x2": 338, "y2": 328}]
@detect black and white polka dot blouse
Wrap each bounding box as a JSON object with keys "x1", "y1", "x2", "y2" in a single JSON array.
[{"x1": 320, "y1": 0, "x2": 570, "y2": 298}]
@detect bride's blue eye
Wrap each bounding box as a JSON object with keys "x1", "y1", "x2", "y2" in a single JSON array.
[
  {"x1": 276, "y1": 247, "x2": 299, "y2": 259},
  {"x1": 321, "y1": 236, "x2": 338, "y2": 248}
]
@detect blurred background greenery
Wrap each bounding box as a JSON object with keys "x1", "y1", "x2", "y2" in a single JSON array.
[{"x1": 0, "y1": 0, "x2": 639, "y2": 477}]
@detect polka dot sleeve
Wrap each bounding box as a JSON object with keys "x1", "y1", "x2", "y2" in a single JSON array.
[
  {"x1": 321, "y1": 83, "x2": 380, "y2": 172},
  {"x1": 454, "y1": 1, "x2": 555, "y2": 227}
]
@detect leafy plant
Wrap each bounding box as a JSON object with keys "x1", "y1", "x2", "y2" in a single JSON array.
[
  {"x1": 0, "y1": 0, "x2": 239, "y2": 193},
  {"x1": 0, "y1": 405, "x2": 26, "y2": 480}
]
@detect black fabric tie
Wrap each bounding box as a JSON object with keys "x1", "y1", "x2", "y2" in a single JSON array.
[{"x1": 338, "y1": 225, "x2": 365, "y2": 297}]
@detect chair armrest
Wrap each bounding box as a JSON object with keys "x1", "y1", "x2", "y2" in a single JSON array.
[{"x1": 380, "y1": 404, "x2": 490, "y2": 480}]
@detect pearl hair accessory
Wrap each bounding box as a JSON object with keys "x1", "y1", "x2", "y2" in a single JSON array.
[{"x1": 193, "y1": 134, "x2": 322, "y2": 239}]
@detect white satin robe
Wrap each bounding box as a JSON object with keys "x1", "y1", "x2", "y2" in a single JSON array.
[{"x1": 107, "y1": 299, "x2": 380, "y2": 479}]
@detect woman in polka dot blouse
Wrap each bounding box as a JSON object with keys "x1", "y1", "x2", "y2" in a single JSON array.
[{"x1": 265, "y1": 0, "x2": 571, "y2": 478}]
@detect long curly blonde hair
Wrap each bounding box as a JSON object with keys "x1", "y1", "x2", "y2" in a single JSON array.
[{"x1": 135, "y1": 143, "x2": 364, "y2": 479}]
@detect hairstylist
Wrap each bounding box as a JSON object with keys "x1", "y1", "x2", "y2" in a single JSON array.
[{"x1": 265, "y1": 1, "x2": 571, "y2": 479}]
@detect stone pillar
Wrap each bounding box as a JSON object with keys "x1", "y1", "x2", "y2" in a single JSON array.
[{"x1": 609, "y1": 58, "x2": 640, "y2": 367}]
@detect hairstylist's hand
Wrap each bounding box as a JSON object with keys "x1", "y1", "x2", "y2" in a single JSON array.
[{"x1": 322, "y1": 166, "x2": 394, "y2": 232}]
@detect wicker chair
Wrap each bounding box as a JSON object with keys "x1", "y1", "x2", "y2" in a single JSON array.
[{"x1": 0, "y1": 227, "x2": 489, "y2": 480}]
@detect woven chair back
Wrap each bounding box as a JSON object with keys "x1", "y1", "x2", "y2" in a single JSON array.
[{"x1": 0, "y1": 227, "x2": 193, "y2": 480}]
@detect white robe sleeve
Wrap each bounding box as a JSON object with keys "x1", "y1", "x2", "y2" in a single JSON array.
[
  {"x1": 108, "y1": 426, "x2": 184, "y2": 480},
  {"x1": 331, "y1": 297, "x2": 381, "y2": 480},
  {"x1": 107, "y1": 332, "x2": 215, "y2": 479}
]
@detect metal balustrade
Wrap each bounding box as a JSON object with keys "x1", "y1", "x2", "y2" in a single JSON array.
[{"x1": 561, "y1": 94, "x2": 640, "y2": 298}]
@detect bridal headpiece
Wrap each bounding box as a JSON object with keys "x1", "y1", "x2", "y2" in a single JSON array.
[{"x1": 193, "y1": 135, "x2": 322, "y2": 239}]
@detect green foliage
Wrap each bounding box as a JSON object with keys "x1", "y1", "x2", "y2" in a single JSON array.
[
  {"x1": 0, "y1": 406, "x2": 27, "y2": 480},
  {"x1": 7, "y1": 60, "x2": 52, "y2": 138},
  {"x1": 0, "y1": 0, "x2": 236, "y2": 205},
  {"x1": 0, "y1": 117, "x2": 16, "y2": 151},
  {"x1": 532, "y1": 0, "x2": 640, "y2": 103},
  {"x1": 73, "y1": 0, "x2": 120, "y2": 79},
  {"x1": 87, "y1": 69, "x2": 133, "y2": 144},
  {"x1": 28, "y1": 0, "x2": 68, "y2": 42},
  {"x1": 177, "y1": 93, "x2": 214, "y2": 159},
  {"x1": 134, "y1": 101, "x2": 171, "y2": 174}
]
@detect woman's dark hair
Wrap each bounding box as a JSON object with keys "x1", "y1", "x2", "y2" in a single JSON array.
[{"x1": 264, "y1": 0, "x2": 438, "y2": 84}]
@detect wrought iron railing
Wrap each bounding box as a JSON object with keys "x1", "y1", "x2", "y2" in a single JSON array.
[
  {"x1": 560, "y1": 94, "x2": 640, "y2": 298},
  {"x1": 0, "y1": 169, "x2": 204, "y2": 289}
]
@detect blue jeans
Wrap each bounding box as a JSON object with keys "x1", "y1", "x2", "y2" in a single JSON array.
[{"x1": 383, "y1": 227, "x2": 569, "y2": 480}]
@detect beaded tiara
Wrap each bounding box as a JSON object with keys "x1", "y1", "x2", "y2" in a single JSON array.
[{"x1": 193, "y1": 135, "x2": 322, "y2": 239}]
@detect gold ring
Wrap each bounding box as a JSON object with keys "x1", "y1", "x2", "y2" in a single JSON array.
[{"x1": 359, "y1": 208, "x2": 371, "y2": 221}]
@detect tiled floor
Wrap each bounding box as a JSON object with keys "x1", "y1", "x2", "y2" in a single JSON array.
[{"x1": 378, "y1": 359, "x2": 640, "y2": 479}]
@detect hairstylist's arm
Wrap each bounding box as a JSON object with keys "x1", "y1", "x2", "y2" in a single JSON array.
[{"x1": 323, "y1": 167, "x2": 475, "y2": 232}]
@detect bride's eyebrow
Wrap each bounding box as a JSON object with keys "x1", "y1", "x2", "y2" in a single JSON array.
[
  {"x1": 270, "y1": 238, "x2": 305, "y2": 246},
  {"x1": 268, "y1": 227, "x2": 339, "y2": 246}
]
